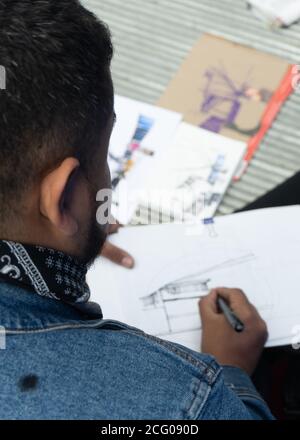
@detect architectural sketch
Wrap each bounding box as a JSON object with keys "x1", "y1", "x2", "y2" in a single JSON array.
[
  {"x1": 139, "y1": 253, "x2": 265, "y2": 337},
  {"x1": 172, "y1": 152, "x2": 229, "y2": 217}
]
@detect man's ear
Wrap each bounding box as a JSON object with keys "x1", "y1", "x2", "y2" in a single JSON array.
[{"x1": 40, "y1": 157, "x2": 80, "y2": 236}]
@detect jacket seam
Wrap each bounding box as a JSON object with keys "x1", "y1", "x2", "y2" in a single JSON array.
[
  {"x1": 185, "y1": 379, "x2": 212, "y2": 419},
  {"x1": 225, "y1": 384, "x2": 268, "y2": 404},
  {"x1": 3, "y1": 319, "x2": 133, "y2": 334},
  {"x1": 118, "y1": 328, "x2": 221, "y2": 385}
]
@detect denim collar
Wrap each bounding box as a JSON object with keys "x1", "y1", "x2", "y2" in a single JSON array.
[{"x1": 0, "y1": 279, "x2": 104, "y2": 332}]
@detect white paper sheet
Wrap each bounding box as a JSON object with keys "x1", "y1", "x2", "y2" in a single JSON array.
[
  {"x1": 108, "y1": 95, "x2": 182, "y2": 224},
  {"x1": 139, "y1": 122, "x2": 246, "y2": 222},
  {"x1": 248, "y1": 0, "x2": 300, "y2": 26},
  {"x1": 87, "y1": 206, "x2": 300, "y2": 353}
]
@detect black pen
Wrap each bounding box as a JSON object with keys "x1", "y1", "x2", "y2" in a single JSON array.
[{"x1": 217, "y1": 296, "x2": 245, "y2": 333}]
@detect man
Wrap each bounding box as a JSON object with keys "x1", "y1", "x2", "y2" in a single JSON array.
[{"x1": 0, "y1": 0, "x2": 273, "y2": 419}]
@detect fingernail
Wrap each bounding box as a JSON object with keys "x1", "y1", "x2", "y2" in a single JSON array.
[{"x1": 121, "y1": 257, "x2": 134, "y2": 269}]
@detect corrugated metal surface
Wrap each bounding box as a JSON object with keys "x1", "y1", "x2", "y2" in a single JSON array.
[{"x1": 82, "y1": 0, "x2": 300, "y2": 215}]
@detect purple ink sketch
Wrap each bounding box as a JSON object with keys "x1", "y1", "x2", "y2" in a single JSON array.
[{"x1": 200, "y1": 65, "x2": 271, "y2": 136}]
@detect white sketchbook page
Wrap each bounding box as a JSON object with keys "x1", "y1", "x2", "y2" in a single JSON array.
[
  {"x1": 87, "y1": 206, "x2": 300, "y2": 352},
  {"x1": 140, "y1": 122, "x2": 246, "y2": 221},
  {"x1": 108, "y1": 95, "x2": 182, "y2": 224},
  {"x1": 249, "y1": 0, "x2": 300, "y2": 25},
  {"x1": 87, "y1": 257, "x2": 125, "y2": 323}
]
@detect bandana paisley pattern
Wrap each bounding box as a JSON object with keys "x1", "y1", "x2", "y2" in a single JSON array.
[{"x1": 0, "y1": 240, "x2": 91, "y2": 304}]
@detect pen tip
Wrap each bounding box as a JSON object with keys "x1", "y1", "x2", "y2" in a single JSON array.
[{"x1": 235, "y1": 323, "x2": 244, "y2": 333}]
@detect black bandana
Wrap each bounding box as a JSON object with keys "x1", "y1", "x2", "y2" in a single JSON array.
[{"x1": 0, "y1": 240, "x2": 92, "y2": 305}]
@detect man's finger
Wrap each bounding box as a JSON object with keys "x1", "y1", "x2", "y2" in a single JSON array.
[
  {"x1": 214, "y1": 287, "x2": 258, "y2": 319},
  {"x1": 101, "y1": 242, "x2": 134, "y2": 269},
  {"x1": 198, "y1": 289, "x2": 219, "y2": 319},
  {"x1": 215, "y1": 287, "x2": 250, "y2": 305}
]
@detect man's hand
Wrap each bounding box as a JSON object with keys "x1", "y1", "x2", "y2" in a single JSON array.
[
  {"x1": 199, "y1": 288, "x2": 268, "y2": 376},
  {"x1": 100, "y1": 221, "x2": 134, "y2": 269}
]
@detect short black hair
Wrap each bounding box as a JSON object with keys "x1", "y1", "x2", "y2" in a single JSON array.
[{"x1": 0, "y1": 0, "x2": 114, "y2": 222}]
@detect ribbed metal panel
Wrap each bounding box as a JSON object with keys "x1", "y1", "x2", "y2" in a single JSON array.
[{"x1": 82, "y1": 0, "x2": 300, "y2": 215}]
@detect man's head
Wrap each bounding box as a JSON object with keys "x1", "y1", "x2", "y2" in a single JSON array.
[{"x1": 0, "y1": 0, "x2": 115, "y2": 264}]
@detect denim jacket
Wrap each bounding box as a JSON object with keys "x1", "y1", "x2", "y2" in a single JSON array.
[{"x1": 0, "y1": 279, "x2": 274, "y2": 420}]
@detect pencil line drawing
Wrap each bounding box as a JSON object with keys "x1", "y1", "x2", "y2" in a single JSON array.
[
  {"x1": 162, "y1": 153, "x2": 229, "y2": 218},
  {"x1": 139, "y1": 253, "x2": 271, "y2": 337}
]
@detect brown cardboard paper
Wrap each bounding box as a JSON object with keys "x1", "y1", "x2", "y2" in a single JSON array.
[{"x1": 158, "y1": 34, "x2": 290, "y2": 143}]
